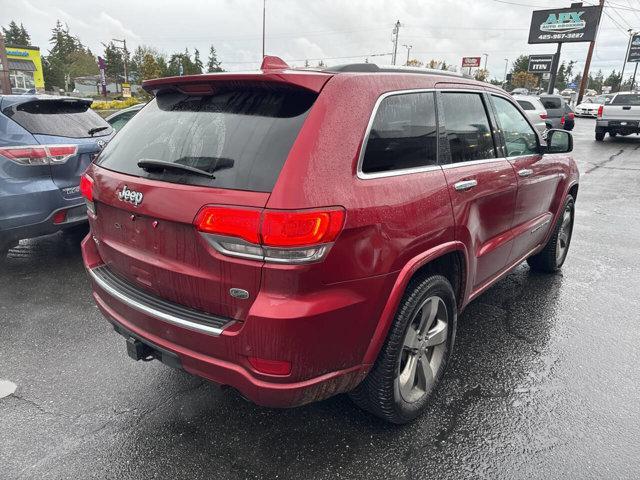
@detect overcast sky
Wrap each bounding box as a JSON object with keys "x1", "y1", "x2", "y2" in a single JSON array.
[{"x1": 3, "y1": 0, "x2": 639, "y2": 81}]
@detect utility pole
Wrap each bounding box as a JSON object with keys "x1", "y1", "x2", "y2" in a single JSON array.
[
  {"x1": 391, "y1": 20, "x2": 401, "y2": 65},
  {"x1": 112, "y1": 38, "x2": 129, "y2": 84},
  {"x1": 577, "y1": 0, "x2": 604, "y2": 103},
  {"x1": 262, "y1": 0, "x2": 266, "y2": 58},
  {"x1": 632, "y1": 62, "x2": 639, "y2": 91},
  {"x1": 403, "y1": 44, "x2": 412, "y2": 66},
  {"x1": 620, "y1": 29, "x2": 634, "y2": 92},
  {"x1": 0, "y1": 33, "x2": 12, "y2": 94},
  {"x1": 503, "y1": 58, "x2": 509, "y2": 84}
]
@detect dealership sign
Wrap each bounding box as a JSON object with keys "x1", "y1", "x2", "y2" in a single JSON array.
[
  {"x1": 628, "y1": 34, "x2": 640, "y2": 63},
  {"x1": 528, "y1": 5, "x2": 602, "y2": 44},
  {"x1": 461, "y1": 57, "x2": 481, "y2": 68},
  {"x1": 528, "y1": 54, "x2": 554, "y2": 73}
]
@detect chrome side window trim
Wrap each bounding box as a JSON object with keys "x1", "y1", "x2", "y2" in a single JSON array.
[
  {"x1": 440, "y1": 157, "x2": 507, "y2": 170},
  {"x1": 356, "y1": 89, "x2": 439, "y2": 180}
]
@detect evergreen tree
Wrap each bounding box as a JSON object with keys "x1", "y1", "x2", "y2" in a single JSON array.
[
  {"x1": 194, "y1": 48, "x2": 203, "y2": 74},
  {"x1": 510, "y1": 55, "x2": 530, "y2": 74},
  {"x1": 604, "y1": 70, "x2": 622, "y2": 91},
  {"x1": 45, "y1": 20, "x2": 85, "y2": 91},
  {"x1": 2, "y1": 21, "x2": 31, "y2": 45},
  {"x1": 103, "y1": 42, "x2": 124, "y2": 83},
  {"x1": 207, "y1": 45, "x2": 223, "y2": 72},
  {"x1": 140, "y1": 53, "x2": 162, "y2": 80}
]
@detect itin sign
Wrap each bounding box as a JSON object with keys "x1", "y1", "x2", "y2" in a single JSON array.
[
  {"x1": 528, "y1": 55, "x2": 554, "y2": 73},
  {"x1": 627, "y1": 34, "x2": 640, "y2": 63},
  {"x1": 461, "y1": 57, "x2": 481, "y2": 68},
  {"x1": 528, "y1": 5, "x2": 602, "y2": 44}
]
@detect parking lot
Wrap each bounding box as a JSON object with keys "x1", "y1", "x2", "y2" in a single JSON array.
[{"x1": 1, "y1": 117, "x2": 639, "y2": 479}]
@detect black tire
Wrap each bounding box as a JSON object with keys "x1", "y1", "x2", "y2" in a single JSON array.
[
  {"x1": 595, "y1": 130, "x2": 605, "y2": 141},
  {"x1": 349, "y1": 274, "x2": 457, "y2": 424},
  {"x1": 527, "y1": 195, "x2": 575, "y2": 273},
  {"x1": 609, "y1": 131, "x2": 617, "y2": 138}
]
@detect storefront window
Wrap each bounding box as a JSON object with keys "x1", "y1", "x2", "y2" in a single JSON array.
[{"x1": 9, "y1": 71, "x2": 35, "y2": 90}]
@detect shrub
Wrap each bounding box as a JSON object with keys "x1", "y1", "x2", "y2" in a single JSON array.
[{"x1": 91, "y1": 97, "x2": 141, "y2": 110}]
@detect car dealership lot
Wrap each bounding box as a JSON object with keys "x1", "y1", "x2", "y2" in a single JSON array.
[{"x1": 2, "y1": 118, "x2": 640, "y2": 479}]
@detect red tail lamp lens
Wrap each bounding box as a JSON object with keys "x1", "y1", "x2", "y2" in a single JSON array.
[
  {"x1": 262, "y1": 209, "x2": 345, "y2": 247},
  {"x1": 52, "y1": 210, "x2": 67, "y2": 224},
  {"x1": 248, "y1": 357, "x2": 291, "y2": 376},
  {"x1": 80, "y1": 174, "x2": 94, "y2": 201},
  {"x1": 195, "y1": 206, "x2": 261, "y2": 244},
  {"x1": 597, "y1": 105, "x2": 604, "y2": 118}
]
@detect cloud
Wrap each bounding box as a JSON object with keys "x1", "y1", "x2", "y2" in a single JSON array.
[
  {"x1": 98, "y1": 12, "x2": 142, "y2": 41},
  {"x1": 21, "y1": 0, "x2": 47, "y2": 16}
]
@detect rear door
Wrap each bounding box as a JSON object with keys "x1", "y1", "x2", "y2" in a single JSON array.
[
  {"x1": 438, "y1": 90, "x2": 518, "y2": 291},
  {"x1": 540, "y1": 96, "x2": 564, "y2": 128},
  {"x1": 490, "y1": 94, "x2": 561, "y2": 263},
  {"x1": 89, "y1": 84, "x2": 317, "y2": 321}
]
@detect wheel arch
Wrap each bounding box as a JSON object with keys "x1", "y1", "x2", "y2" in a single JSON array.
[{"x1": 361, "y1": 242, "x2": 469, "y2": 365}]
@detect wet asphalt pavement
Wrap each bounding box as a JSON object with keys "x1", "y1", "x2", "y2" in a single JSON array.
[{"x1": 2, "y1": 118, "x2": 640, "y2": 479}]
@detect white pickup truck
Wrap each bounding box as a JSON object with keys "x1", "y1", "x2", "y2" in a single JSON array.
[{"x1": 595, "y1": 92, "x2": 640, "y2": 141}]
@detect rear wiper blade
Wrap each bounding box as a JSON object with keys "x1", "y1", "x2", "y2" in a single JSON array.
[
  {"x1": 137, "y1": 159, "x2": 216, "y2": 178},
  {"x1": 88, "y1": 126, "x2": 109, "y2": 136}
]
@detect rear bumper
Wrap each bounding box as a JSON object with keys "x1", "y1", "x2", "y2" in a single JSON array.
[
  {"x1": 82, "y1": 236, "x2": 390, "y2": 407},
  {"x1": 0, "y1": 175, "x2": 87, "y2": 246},
  {"x1": 596, "y1": 119, "x2": 640, "y2": 132}
]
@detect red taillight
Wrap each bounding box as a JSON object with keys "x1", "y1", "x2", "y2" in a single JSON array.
[
  {"x1": 539, "y1": 113, "x2": 547, "y2": 119},
  {"x1": 560, "y1": 115, "x2": 565, "y2": 125},
  {"x1": 80, "y1": 174, "x2": 94, "y2": 202},
  {"x1": 52, "y1": 210, "x2": 67, "y2": 224},
  {"x1": 194, "y1": 206, "x2": 346, "y2": 263},
  {"x1": 248, "y1": 357, "x2": 291, "y2": 376},
  {"x1": 195, "y1": 206, "x2": 261, "y2": 244},
  {"x1": 262, "y1": 209, "x2": 344, "y2": 247},
  {"x1": 597, "y1": 105, "x2": 604, "y2": 118},
  {"x1": 0, "y1": 145, "x2": 77, "y2": 165}
]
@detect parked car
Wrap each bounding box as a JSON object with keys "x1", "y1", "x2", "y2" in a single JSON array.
[
  {"x1": 575, "y1": 94, "x2": 613, "y2": 117},
  {"x1": 560, "y1": 89, "x2": 575, "y2": 97},
  {"x1": 513, "y1": 94, "x2": 548, "y2": 134},
  {"x1": 539, "y1": 94, "x2": 566, "y2": 130},
  {"x1": 81, "y1": 58, "x2": 579, "y2": 424},
  {"x1": 511, "y1": 87, "x2": 529, "y2": 95},
  {"x1": 105, "y1": 103, "x2": 144, "y2": 131},
  {"x1": 596, "y1": 92, "x2": 640, "y2": 141},
  {"x1": 0, "y1": 95, "x2": 114, "y2": 255},
  {"x1": 563, "y1": 104, "x2": 575, "y2": 131}
]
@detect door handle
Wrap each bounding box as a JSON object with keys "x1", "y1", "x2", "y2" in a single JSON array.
[
  {"x1": 518, "y1": 169, "x2": 534, "y2": 177},
  {"x1": 454, "y1": 179, "x2": 478, "y2": 191}
]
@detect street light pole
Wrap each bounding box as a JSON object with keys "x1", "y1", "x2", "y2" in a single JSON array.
[
  {"x1": 503, "y1": 58, "x2": 509, "y2": 83},
  {"x1": 482, "y1": 53, "x2": 488, "y2": 71},
  {"x1": 403, "y1": 44, "x2": 412, "y2": 66}
]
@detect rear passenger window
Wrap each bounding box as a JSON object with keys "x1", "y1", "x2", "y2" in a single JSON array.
[
  {"x1": 361, "y1": 92, "x2": 437, "y2": 174},
  {"x1": 441, "y1": 92, "x2": 496, "y2": 163}
]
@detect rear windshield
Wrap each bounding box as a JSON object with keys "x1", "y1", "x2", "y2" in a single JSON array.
[
  {"x1": 3, "y1": 99, "x2": 112, "y2": 138},
  {"x1": 611, "y1": 94, "x2": 640, "y2": 106},
  {"x1": 540, "y1": 97, "x2": 562, "y2": 109},
  {"x1": 97, "y1": 86, "x2": 316, "y2": 192},
  {"x1": 516, "y1": 100, "x2": 535, "y2": 111}
]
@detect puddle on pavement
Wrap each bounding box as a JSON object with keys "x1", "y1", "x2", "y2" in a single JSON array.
[{"x1": 0, "y1": 380, "x2": 17, "y2": 399}]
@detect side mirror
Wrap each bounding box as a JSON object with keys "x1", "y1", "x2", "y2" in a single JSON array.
[{"x1": 546, "y1": 129, "x2": 573, "y2": 153}]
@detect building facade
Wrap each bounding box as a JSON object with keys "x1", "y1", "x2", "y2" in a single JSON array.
[{"x1": 6, "y1": 45, "x2": 44, "y2": 93}]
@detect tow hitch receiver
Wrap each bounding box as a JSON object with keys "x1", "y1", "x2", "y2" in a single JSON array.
[{"x1": 126, "y1": 337, "x2": 154, "y2": 361}]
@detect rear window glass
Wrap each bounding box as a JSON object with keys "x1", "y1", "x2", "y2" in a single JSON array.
[
  {"x1": 361, "y1": 92, "x2": 437, "y2": 174},
  {"x1": 540, "y1": 97, "x2": 562, "y2": 109},
  {"x1": 97, "y1": 86, "x2": 316, "y2": 192},
  {"x1": 516, "y1": 100, "x2": 535, "y2": 110},
  {"x1": 611, "y1": 94, "x2": 640, "y2": 105},
  {"x1": 3, "y1": 100, "x2": 112, "y2": 138}
]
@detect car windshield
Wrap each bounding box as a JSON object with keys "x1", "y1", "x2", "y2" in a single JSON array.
[{"x1": 611, "y1": 94, "x2": 640, "y2": 106}]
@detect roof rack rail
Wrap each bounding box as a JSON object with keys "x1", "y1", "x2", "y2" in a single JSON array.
[{"x1": 323, "y1": 63, "x2": 469, "y2": 78}]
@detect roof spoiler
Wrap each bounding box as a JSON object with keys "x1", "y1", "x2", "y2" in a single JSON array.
[{"x1": 142, "y1": 56, "x2": 331, "y2": 95}]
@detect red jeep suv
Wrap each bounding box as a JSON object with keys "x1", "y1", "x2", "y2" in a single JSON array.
[{"x1": 81, "y1": 57, "x2": 578, "y2": 423}]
